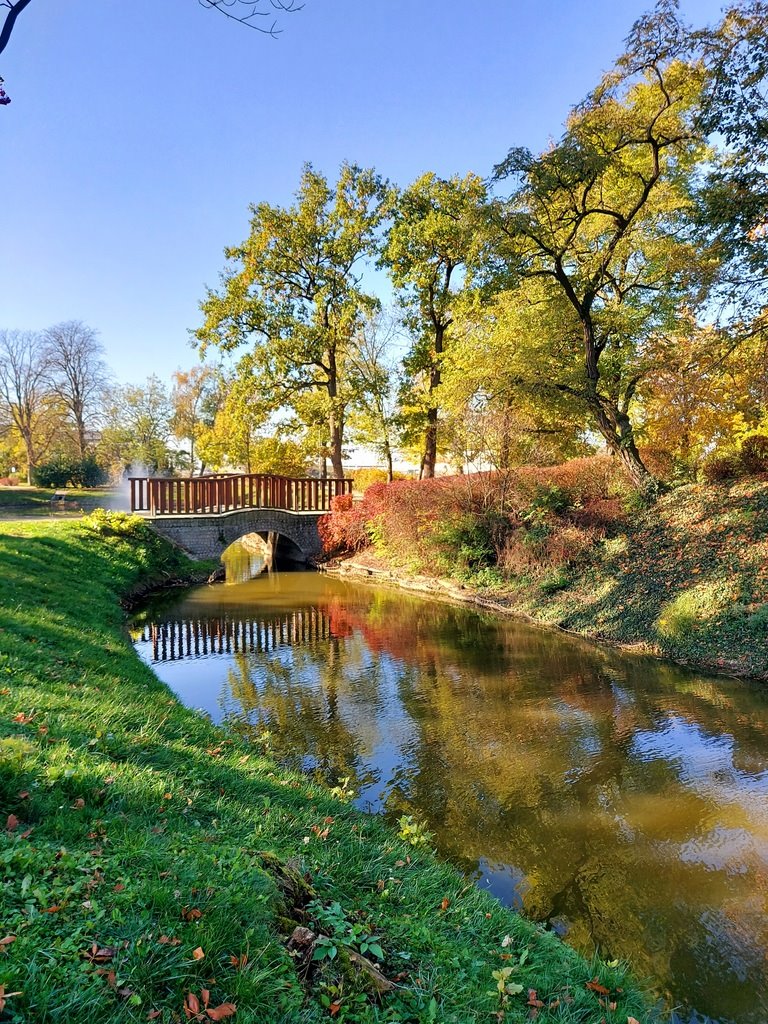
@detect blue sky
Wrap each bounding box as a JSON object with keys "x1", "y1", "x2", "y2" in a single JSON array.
[{"x1": 1, "y1": 0, "x2": 726, "y2": 385}]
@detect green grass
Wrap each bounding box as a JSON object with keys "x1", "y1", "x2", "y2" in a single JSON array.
[{"x1": 0, "y1": 515, "x2": 655, "y2": 1023}]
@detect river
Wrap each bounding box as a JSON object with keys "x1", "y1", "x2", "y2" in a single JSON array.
[{"x1": 130, "y1": 558, "x2": 768, "y2": 1024}]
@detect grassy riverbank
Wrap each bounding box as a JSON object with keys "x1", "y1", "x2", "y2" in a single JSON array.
[
  {"x1": 323, "y1": 470, "x2": 768, "y2": 679},
  {"x1": 0, "y1": 516, "x2": 652, "y2": 1023}
]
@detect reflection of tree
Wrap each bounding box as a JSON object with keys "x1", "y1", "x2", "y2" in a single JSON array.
[
  {"x1": 223, "y1": 633, "x2": 384, "y2": 793},
  {"x1": 137, "y1": 576, "x2": 768, "y2": 1022},
  {"x1": 322, "y1": 588, "x2": 768, "y2": 1015}
]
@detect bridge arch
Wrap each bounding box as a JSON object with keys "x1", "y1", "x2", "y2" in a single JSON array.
[{"x1": 146, "y1": 507, "x2": 325, "y2": 565}]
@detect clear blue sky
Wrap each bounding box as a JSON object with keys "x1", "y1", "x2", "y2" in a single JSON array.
[{"x1": 1, "y1": 0, "x2": 726, "y2": 385}]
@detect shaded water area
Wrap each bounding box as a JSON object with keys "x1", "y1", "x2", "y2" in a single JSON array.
[{"x1": 131, "y1": 566, "x2": 768, "y2": 1024}]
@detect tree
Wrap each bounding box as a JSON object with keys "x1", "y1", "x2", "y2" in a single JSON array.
[
  {"x1": 170, "y1": 364, "x2": 222, "y2": 475},
  {"x1": 196, "y1": 162, "x2": 387, "y2": 478},
  {"x1": 98, "y1": 375, "x2": 174, "y2": 474},
  {"x1": 383, "y1": 172, "x2": 486, "y2": 478},
  {"x1": 346, "y1": 311, "x2": 402, "y2": 481},
  {"x1": 0, "y1": 0, "x2": 301, "y2": 61},
  {"x1": 486, "y1": 2, "x2": 713, "y2": 493},
  {"x1": 42, "y1": 320, "x2": 110, "y2": 460},
  {"x1": 0, "y1": 329, "x2": 63, "y2": 482},
  {"x1": 697, "y1": 2, "x2": 768, "y2": 303}
]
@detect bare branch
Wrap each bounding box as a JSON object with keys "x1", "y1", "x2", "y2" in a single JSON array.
[{"x1": 198, "y1": 0, "x2": 303, "y2": 37}]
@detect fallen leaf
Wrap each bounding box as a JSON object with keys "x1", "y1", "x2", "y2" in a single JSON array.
[
  {"x1": 184, "y1": 991, "x2": 202, "y2": 1019},
  {"x1": 5, "y1": 814, "x2": 18, "y2": 832},
  {"x1": 501, "y1": 934, "x2": 512, "y2": 948},
  {"x1": 192, "y1": 947, "x2": 205, "y2": 960},
  {"x1": 17, "y1": 791, "x2": 29, "y2": 800},
  {"x1": 586, "y1": 979, "x2": 610, "y2": 997},
  {"x1": 159, "y1": 935, "x2": 182, "y2": 946},
  {"x1": 147, "y1": 1012, "x2": 162, "y2": 1021},
  {"x1": 439, "y1": 898, "x2": 450, "y2": 912},
  {"x1": 82, "y1": 944, "x2": 117, "y2": 964},
  {"x1": 0, "y1": 936, "x2": 16, "y2": 950},
  {"x1": 628, "y1": 1018, "x2": 641, "y2": 1024},
  {"x1": 71, "y1": 798, "x2": 85, "y2": 810},
  {"x1": 181, "y1": 906, "x2": 203, "y2": 921},
  {"x1": 206, "y1": 1002, "x2": 237, "y2": 1020},
  {"x1": 527, "y1": 990, "x2": 544, "y2": 1008},
  {"x1": 113, "y1": 883, "x2": 125, "y2": 893},
  {"x1": 0, "y1": 985, "x2": 23, "y2": 1013}
]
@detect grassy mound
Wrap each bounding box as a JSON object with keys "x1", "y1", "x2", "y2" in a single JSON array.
[{"x1": 0, "y1": 516, "x2": 653, "y2": 1022}]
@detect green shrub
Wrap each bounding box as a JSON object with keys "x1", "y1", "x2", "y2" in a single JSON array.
[
  {"x1": 32, "y1": 456, "x2": 109, "y2": 488},
  {"x1": 32, "y1": 456, "x2": 74, "y2": 488},
  {"x1": 81, "y1": 509, "x2": 146, "y2": 537},
  {"x1": 434, "y1": 513, "x2": 497, "y2": 572},
  {"x1": 70, "y1": 456, "x2": 109, "y2": 487},
  {"x1": 522, "y1": 484, "x2": 571, "y2": 526}
]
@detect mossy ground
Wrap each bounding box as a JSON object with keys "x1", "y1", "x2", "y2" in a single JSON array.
[{"x1": 0, "y1": 517, "x2": 653, "y2": 1023}]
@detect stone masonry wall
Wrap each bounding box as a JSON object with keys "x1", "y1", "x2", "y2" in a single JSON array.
[{"x1": 146, "y1": 509, "x2": 324, "y2": 563}]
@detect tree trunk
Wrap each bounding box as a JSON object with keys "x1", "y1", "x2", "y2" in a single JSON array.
[
  {"x1": 329, "y1": 418, "x2": 344, "y2": 479},
  {"x1": 582, "y1": 318, "x2": 656, "y2": 497},
  {"x1": 24, "y1": 435, "x2": 35, "y2": 485},
  {"x1": 385, "y1": 444, "x2": 393, "y2": 483},
  {"x1": 327, "y1": 351, "x2": 344, "y2": 479},
  {"x1": 76, "y1": 418, "x2": 87, "y2": 461},
  {"x1": 422, "y1": 407, "x2": 438, "y2": 478},
  {"x1": 422, "y1": 323, "x2": 445, "y2": 479},
  {"x1": 594, "y1": 403, "x2": 657, "y2": 495}
]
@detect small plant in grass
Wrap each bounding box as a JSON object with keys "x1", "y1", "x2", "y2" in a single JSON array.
[
  {"x1": 329, "y1": 776, "x2": 355, "y2": 802},
  {"x1": 397, "y1": 813, "x2": 433, "y2": 849},
  {"x1": 308, "y1": 900, "x2": 385, "y2": 962}
]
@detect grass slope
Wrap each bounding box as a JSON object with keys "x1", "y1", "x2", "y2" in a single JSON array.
[
  {"x1": 0, "y1": 517, "x2": 652, "y2": 1023},
  {"x1": 515, "y1": 479, "x2": 768, "y2": 678}
]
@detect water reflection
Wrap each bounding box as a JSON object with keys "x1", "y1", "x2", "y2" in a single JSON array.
[{"x1": 131, "y1": 573, "x2": 768, "y2": 1024}]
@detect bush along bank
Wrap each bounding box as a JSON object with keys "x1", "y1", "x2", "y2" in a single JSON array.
[
  {"x1": 319, "y1": 459, "x2": 768, "y2": 679},
  {"x1": 0, "y1": 513, "x2": 653, "y2": 1023}
]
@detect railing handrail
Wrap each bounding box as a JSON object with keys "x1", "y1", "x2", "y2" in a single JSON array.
[{"x1": 127, "y1": 472, "x2": 354, "y2": 516}]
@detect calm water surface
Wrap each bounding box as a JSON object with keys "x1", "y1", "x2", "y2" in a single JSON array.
[{"x1": 131, "y1": 567, "x2": 768, "y2": 1024}]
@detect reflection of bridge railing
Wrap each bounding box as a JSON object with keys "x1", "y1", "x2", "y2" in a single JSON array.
[
  {"x1": 129, "y1": 474, "x2": 353, "y2": 515},
  {"x1": 139, "y1": 609, "x2": 332, "y2": 662}
]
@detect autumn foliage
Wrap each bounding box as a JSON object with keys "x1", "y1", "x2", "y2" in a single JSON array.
[{"x1": 319, "y1": 456, "x2": 622, "y2": 578}]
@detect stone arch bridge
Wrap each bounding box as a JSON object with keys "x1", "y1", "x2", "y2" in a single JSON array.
[{"x1": 130, "y1": 473, "x2": 352, "y2": 565}]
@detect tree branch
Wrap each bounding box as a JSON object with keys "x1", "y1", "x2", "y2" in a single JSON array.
[{"x1": 0, "y1": 0, "x2": 33, "y2": 59}]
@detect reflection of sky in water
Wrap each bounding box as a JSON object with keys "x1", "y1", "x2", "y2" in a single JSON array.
[
  {"x1": 631, "y1": 715, "x2": 768, "y2": 817},
  {"x1": 132, "y1": 574, "x2": 768, "y2": 1024}
]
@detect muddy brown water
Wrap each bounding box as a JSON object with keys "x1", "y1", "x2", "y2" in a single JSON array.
[{"x1": 131, "y1": 560, "x2": 768, "y2": 1024}]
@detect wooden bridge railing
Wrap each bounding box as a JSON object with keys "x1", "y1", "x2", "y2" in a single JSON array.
[{"x1": 128, "y1": 473, "x2": 353, "y2": 516}]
